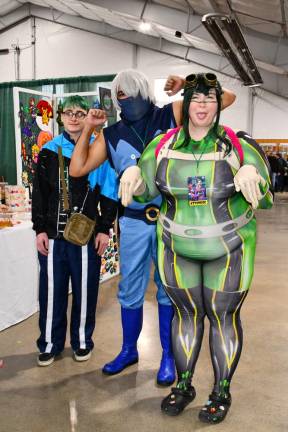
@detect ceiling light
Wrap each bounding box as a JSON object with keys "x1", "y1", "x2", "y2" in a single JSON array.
[
  {"x1": 248, "y1": 83, "x2": 262, "y2": 88},
  {"x1": 202, "y1": 13, "x2": 263, "y2": 87},
  {"x1": 139, "y1": 21, "x2": 151, "y2": 32}
]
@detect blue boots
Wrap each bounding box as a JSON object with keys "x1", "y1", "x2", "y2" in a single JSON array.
[
  {"x1": 102, "y1": 304, "x2": 175, "y2": 387},
  {"x1": 157, "y1": 304, "x2": 175, "y2": 386},
  {"x1": 102, "y1": 306, "x2": 142, "y2": 375}
]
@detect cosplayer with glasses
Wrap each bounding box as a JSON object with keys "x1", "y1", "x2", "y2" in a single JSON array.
[
  {"x1": 32, "y1": 95, "x2": 118, "y2": 366},
  {"x1": 70, "y1": 69, "x2": 235, "y2": 386},
  {"x1": 118, "y1": 73, "x2": 273, "y2": 423}
]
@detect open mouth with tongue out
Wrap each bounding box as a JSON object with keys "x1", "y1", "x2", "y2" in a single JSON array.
[{"x1": 196, "y1": 112, "x2": 208, "y2": 120}]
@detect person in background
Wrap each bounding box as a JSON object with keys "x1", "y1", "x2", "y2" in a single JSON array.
[
  {"x1": 275, "y1": 153, "x2": 288, "y2": 192},
  {"x1": 267, "y1": 152, "x2": 279, "y2": 191},
  {"x1": 284, "y1": 154, "x2": 288, "y2": 191},
  {"x1": 32, "y1": 95, "x2": 118, "y2": 366}
]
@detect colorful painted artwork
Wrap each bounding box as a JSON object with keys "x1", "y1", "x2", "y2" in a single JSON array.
[{"x1": 15, "y1": 91, "x2": 53, "y2": 192}]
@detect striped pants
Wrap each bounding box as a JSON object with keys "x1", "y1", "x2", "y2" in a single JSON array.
[{"x1": 37, "y1": 238, "x2": 101, "y2": 354}]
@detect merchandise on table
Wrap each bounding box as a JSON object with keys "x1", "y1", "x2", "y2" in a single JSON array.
[
  {"x1": 0, "y1": 212, "x2": 13, "y2": 228},
  {"x1": 5, "y1": 185, "x2": 26, "y2": 212},
  {"x1": 0, "y1": 182, "x2": 8, "y2": 204},
  {"x1": 0, "y1": 184, "x2": 31, "y2": 227}
]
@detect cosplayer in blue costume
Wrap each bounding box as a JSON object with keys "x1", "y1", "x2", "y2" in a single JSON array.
[
  {"x1": 70, "y1": 71, "x2": 235, "y2": 385},
  {"x1": 32, "y1": 96, "x2": 118, "y2": 367}
]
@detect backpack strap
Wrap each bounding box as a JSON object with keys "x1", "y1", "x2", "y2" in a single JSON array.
[
  {"x1": 155, "y1": 125, "x2": 244, "y2": 167},
  {"x1": 155, "y1": 126, "x2": 181, "y2": 158},
  {"x1": 223, "y1": 125, "x2": 244, "y2": 166}
]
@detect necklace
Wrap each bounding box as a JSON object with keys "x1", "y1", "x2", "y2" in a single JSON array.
[
  {"x1": 129, "y1": 118, "x2": 150, "y2": 148},
  {"x1": 190, "y1": 138, "x2": 209, "y2": 173}
]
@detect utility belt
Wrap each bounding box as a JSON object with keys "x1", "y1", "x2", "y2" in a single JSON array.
[
  {"x1": 124, "y1": 205, "x2": 160, "y2": 225},
  {"x1": 159, "y1": 207, "x2": 254, "y2": 239}
]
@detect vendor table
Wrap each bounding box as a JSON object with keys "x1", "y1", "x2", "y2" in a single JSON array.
[
  {"x1": 0, "y1": 221, "x2": 38, "y2": 331},
  {"x1": 0, "y1": 222, "x2": 119, "y2": 331}
]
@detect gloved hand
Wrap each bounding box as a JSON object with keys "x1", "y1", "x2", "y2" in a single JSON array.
[
  {"x1": 118, "y1": 166, "x2": 146, "y2": 207},
  {"x1": 234, "y1": 164, "x2": 266, "y2": 209}
]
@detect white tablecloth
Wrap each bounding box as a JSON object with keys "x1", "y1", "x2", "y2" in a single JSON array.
[
  {"x1": 0, "y1": 222, "x2": 119, "y2": 331},
  {"x1": 0, "y1": 221, "x2": 39, "y2": 331}
]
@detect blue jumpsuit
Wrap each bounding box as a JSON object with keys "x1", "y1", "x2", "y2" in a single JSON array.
[
  {"x1": 104, "y1": 103, "x2": 176, "y2": 308},
  {"x1": 102, "y1": 102, "x2": 177, "y2": 383}
]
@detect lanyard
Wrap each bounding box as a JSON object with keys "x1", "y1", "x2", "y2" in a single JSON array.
[
  {"x1": 129, "y1": 119, "x2": 150, "y2": 148},
  {"x1": 190, "y1": 140, "x2": 209, "y2": 173}
]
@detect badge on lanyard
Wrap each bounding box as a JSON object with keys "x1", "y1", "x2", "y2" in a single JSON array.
[{"x1": 187, "y1": 176, "x2": 208, "y2": 206}]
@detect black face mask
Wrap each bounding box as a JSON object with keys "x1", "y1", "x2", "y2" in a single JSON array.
[{"x1": 118, "y1": 94, "x2": 151, "y2": 122}]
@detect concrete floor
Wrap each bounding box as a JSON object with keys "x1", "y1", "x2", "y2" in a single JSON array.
[{"x1": 1, "y1": 194, "x2": 288, "y2": 432}]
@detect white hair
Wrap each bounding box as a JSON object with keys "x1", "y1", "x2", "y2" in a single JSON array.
[{"x1": 111, "y1": 69, "x2": 155, "y2": 111}]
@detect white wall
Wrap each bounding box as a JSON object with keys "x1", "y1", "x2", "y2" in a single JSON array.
[
  {"x1": 34, "y1": 20, "x2": 134, "y2": 78},
  {"x1": 0, "y1": 20, "x2": 32, "y2": 82},
  {"x1": 253, "y1": 90, "x2": 288, "y2": 139},
  {"x1": 0, "y1": 17, "x2": 288, "y2": 139}
]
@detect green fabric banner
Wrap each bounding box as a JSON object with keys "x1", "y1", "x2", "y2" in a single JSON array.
[{"x1": 0, "y1": 74, "x2": 115, "y2": 183}]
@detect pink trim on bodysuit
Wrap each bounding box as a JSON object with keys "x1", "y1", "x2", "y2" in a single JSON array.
[
  {"x1": 223, "y1": 125, "x2": 244, "y2": 165},
  {"x1": 155, "y1": 125, "x2": 243, "y2": 166},
  {"x1": 155, "y1": 127, "x2": 181, "y2": 158}
]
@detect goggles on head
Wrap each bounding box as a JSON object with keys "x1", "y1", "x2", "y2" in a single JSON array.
[{"x1": 184, "y1": 73, "x2": 218, "y2": 90}]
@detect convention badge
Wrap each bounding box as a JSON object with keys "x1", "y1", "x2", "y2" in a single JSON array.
[{"x1": 187, "y1": 176, "x2": 208, "y2": 206}]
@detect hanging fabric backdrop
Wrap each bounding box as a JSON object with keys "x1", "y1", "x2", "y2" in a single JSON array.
[{"x1": 0, "y1": 74, "x2": 115, "y2": 184}]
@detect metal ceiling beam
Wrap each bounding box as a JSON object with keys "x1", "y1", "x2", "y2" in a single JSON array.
[
  {"x1": 0, "y1": 15, "x2": 30, "y2": 34},
  {"x1": 208, "y1": 0, "x2": 222, "y2": 13},
  {"x1": 231, "y1": 8, "x2": 283, "y2": 27},
  {"x1": 225, "y1": 0, "x2": 241, "y2": 25},
  {"x1": 56, "y1": 0, "x2": 81, "y2": 17},
  {"x1": 0, "y1": 4, "x2": 32, "y2": 34},
  {"x1": 70, "y1": 0, "x2": 147, "y2": 18},
  {"x1": 279, "y1": 0, "x2": 288, "y2": 38},
  {"x1": 184, "y1": 0, "x2": 196, "y2": 15},
  {"x1": 79, "y1": 0, "x2": 288, "y2": 46},
  {"x1": 25, "y1": 4, "x2": 287, "y2": 98},
  {"x1": 28, "y1": 5, "x2": 238, "y2": 78},
  {"x1": 140, "y1": 0, "x2": 149, "y2": 19},
  {"x1": 0, "y1": 2, "x2": 287, "y2": 97}
]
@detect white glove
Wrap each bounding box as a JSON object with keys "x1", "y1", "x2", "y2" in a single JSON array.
[
  {"x1": 118, "y1": 166, "x2": 146, "y2": 207},
  {"x1": 234, "y1": 164, "x2": 266, "y2": 209}
]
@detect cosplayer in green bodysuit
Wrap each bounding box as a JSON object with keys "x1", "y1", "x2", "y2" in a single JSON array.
[{"x1": 119, "y1": 73, "x2": 273, "y2": 424}]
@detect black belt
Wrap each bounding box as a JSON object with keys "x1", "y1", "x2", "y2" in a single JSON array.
[{"x1": 123, "y1": 205, "x2": 160, "y2": 225}]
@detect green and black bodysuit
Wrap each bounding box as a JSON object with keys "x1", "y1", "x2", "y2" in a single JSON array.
[{"x1": 135, "y1": 125, "x2": 273, "y2": 396}]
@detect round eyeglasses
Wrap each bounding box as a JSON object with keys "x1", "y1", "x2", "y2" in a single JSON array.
[{"x1": 62, "y1": 110, "x2": 87, "y2": 119}]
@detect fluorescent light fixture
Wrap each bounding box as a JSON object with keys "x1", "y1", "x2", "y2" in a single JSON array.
[
  {"x1": 202, "y1": 13, "x2": 263, "y2": 87},
  {"x1": 139, "y1": 21, "x2": 151, "y2": 32},
  {"x1": 248, "y1": 83, "x2": 262, "y2": 88}
]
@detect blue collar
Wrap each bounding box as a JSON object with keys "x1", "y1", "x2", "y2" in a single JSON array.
[
  {"x1": 42, "y1": 133, "x2": 75, "y2": 159},
  {"x1": 62, "y1": 130, "x2": 77, "y2": 145}
]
